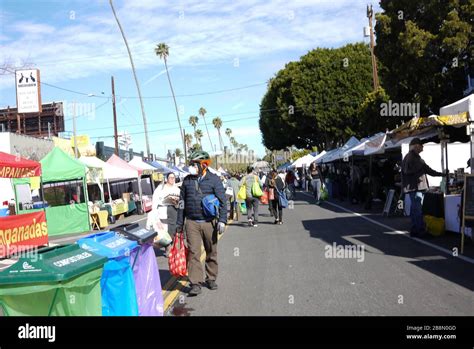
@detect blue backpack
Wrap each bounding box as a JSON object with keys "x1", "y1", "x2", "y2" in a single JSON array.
[{"x1": 202, "y1": 194, "x2": 220, "y2": 219}]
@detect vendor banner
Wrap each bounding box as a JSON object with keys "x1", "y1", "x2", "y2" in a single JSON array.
[
  {"x1": 0, "y1": 211, "x2": 48, "y2": 258},
  {"x1": 437, "y1": 111, "x2": 469, "y2": 126},
  {"x1": 0, "y1": 152, "x2": 41, "y2": 178}
]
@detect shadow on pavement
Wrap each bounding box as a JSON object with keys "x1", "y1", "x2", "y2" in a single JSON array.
[{"x1": 301, "y1": 215, "x2": 474, "y2": 291}]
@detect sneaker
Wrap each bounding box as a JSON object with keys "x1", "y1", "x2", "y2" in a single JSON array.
[
  {"x1": 188, "y1": 284, "x2": 202, "y2": 296},
  {"x1": 206, "y1": 280, "x2": 218, "y2": 290},
  {"x1": 274, "y1": 220, "x2": 279, "y2": 224},
  {"x1": 248, "y1": 220, "x2": 253, "y2": 227},
  {"x1": 253, "y1": 223, "x2": 258, "y2": 227},
  {"x1": 278, "y1": 221, "x2": 283, "y2": 225}
]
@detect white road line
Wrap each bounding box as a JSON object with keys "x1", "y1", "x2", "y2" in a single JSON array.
[{"x1": 300, "y1": 192, "x2": 474, "y2": 265}]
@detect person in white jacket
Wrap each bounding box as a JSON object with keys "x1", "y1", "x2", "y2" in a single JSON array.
[{"x1": 147, "y1": 172, "x2": 181, "y2": 257}]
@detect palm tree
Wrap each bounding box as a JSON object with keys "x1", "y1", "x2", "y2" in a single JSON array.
[
  {"x1": 194, "y1": 129, "x2": 203, "y2": 146},
  {"x1": 184, "y1": 133, "x2": 193, "y2": 154},
  {"x1": 212, "y1": 117, "x2": 224, "y2": 151},
  {"x1": 225, "y1": 128, "x2": 232, "y2": 150},
  {"x1": 109, "y1": 0, "x2": 150, "y2": 157},
  {"x1": 230, "y1": 137, "x2": 237, "y2": 153},
  {"x1": 189, "y1": 115, "x2": 199, "y2": 134},
  {"x1": 199, "y1": 107, "x2": 212, "y2": 151},
  {"x1": 242, "y1": 144, "x2": 248, "y2": 152},
  {"x1": 175, "y1": 148, "x2": 183, "y2": 159},
  {"x1": 191, "y1": 143, "x2": 202, "y2": 152},
  {"x1": 155, "y1": 42, "x2": 186, "y2": 162}
]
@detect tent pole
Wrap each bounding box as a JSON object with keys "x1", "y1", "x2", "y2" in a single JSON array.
[
  {"x1": 84, "y1": 176, "x2": 91, "y2": 230},
  {"x1": 107, "y1": 179, "x2": 112, "y2": 203},
  {"x1": 471, "y1": 125, "x2": 474, "y2": 175},
  {"x1": 445, "y1": 140, "x2": 449, "y2": 194}
]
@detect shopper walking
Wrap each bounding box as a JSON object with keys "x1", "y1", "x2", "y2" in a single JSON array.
[{"x1": 176, "y1": 151, "x2": 227, "y2": 296}]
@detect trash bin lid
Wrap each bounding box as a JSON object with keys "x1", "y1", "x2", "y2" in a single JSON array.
[
  {"x1": 0, "y1": 244, "x2": 107, "y2": 285},
  {"x1": 77, "y1": 232, "x2": 138, "y2": 259},
  {"x1": 113, "y1": 223, "x2": 157, "y2": 245}
]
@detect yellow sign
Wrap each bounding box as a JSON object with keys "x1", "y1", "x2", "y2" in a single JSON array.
[
  {"x1": 71, "y1": 135, "x2": 90, "y2": 148},
  {"x1": 437, "y1": 111, "x2": 469, "y2": 126},
  {"x1": 52, "y1": 137, "x2": 74, "y2": 156},
  {"x1": 30, "y1": 176, "x2": 40, "y2": 190}
]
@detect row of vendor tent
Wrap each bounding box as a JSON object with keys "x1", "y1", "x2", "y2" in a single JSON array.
[
  {"x1": 7, "y1": 147, "x2": 186, "y2": 237},
  {"x1": 288, "y1": 95, "x2": 473, "y2": 168}
]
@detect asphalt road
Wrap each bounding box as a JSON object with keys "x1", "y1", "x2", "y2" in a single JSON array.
[{"x1": 169, "y1": 192, "x2": 474, "y2": 316}]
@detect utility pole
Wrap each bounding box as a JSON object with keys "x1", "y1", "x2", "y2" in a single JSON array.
[
  {"x1": 367, "y1": 4, "x2": 379, "y2": 90},
  {"x1": 111, "y1": 76, "x2": 119, "y2": 155},
  {"x1": 183, "y1": 129, "x2": 187, "y2": 164},
  {"x1": 72, "y1": 101, "x2": 78, "y2": 158}
]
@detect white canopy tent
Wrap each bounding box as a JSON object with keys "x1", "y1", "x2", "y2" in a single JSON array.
[
  {"x1": 320, "y1": 136, "x2": 360, "y2": 163},
  {"x1": 128, "y1": 156, "x2": 157, "y2": 175},
  {"x1": 291, "y1": 154, "x2": 317, "y2": 168},
  {"x1": 439, "y1": 94, "x2": 474, "y2": 120},
  {"x1": 440, "y1": 95, "x2": 474, "y2": 175},
  {"x1": 79, "y1": 156, "x2": 140, "y2": 203}
]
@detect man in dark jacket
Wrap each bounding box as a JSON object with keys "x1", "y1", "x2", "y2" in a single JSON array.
[
  {"x1": 176, "y1": 151, "x2": 227, "y2": 296},
  {"x1": 402, "y1": 138, "x2": 444, "y2": 237}
]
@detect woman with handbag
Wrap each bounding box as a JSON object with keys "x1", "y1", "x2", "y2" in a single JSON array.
[
  {"x1": 150, "y1": 172, "x2": 181, "y2": 257},
  {"x1": 268, "y1": 170, "x2": 285, "y2": 224},
  {"x1": 309, "y1": 162, "x2": 324, "y2": 205},
  {"x1": 240, "y1": 166, "x2": 263, "y2": 227}
]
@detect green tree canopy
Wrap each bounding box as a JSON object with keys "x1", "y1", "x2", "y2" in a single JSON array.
[
  {"x1": 260, "y1": 43, "x2": 373, "y2": 151},
  {"x1": 375, "y1": 0, "x2": 473, "y2": 114}
]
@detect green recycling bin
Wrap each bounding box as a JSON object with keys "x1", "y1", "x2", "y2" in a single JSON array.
[{"x1": 0, "y1": 244, "x2": 107, "y2": 316}]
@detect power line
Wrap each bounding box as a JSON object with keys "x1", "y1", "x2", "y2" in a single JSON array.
[
  {"x1": 73, "y1": 99, "x2": 362, "y2": 133},
  {"x1": 1, "y1": 67, "x2": 267, "y2": 100},
  {"x1": 63, "y1": 100, "x2": 111, "y2": 121},
  {"x1": 86, "y1": 115, "x2": 261, "y2": 139},
  {"x1": 119, "y1": 82, "x2": 267, "y2": 99}
]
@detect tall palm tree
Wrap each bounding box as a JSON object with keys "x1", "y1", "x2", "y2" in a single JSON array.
[
  {"x1": 230, "y1": 137, "x2": 237, "y2": 153},
  {"x1": 189, "y1": 115, "x2": 199, "y2": 134},
  {"x1": 199, "y1": 107, "x2": 212, "y2": 151},
  {"x1": 109, "y1": 0, "x2": 150, "y2": 157},
  {"x1": 175, "y1": 148, "x2": 183, "y2": 159},
  {"x1": 225, "y1": 128, "x2": 232, "y2": 151},
  {"x1": 194, "y1": 129, "x2": 203, "y2": 146},
  {"x1": 155, "y1": 42, "x2": 187, "y2": 162},
  {"x1": 212, "y1": 117, "x2": 224, "y2": 151},
  {"x1": 184, "y1": 133, "x2": 193, "y2": 154}
]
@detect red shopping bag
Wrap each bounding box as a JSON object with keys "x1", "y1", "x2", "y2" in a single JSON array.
[
  {"x1": 168, "y1": 232, "x2": 188, "y2": 277},
  {"x1": 268, "y1": 188, "x2": 275, "y2": 200},
  {"x1": 260, "y1": 190, "x2": 269, "y2": 205}
]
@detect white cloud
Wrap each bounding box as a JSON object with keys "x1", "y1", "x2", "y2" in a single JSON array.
[{"x1": 0, "y1": 0, "x2": 375, "y2": 90}]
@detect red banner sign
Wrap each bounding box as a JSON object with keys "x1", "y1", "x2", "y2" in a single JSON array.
[
  {"x1": 0, "y1": 211, "x2": 48, "y2": 258},
  {"x1": 0, "y1": 151, "x2": 41, "y2": 178}
]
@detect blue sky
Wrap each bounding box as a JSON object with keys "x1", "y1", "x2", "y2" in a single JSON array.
[{"x1": 0, "y1": 0, "x2": 380, "y2": 158}]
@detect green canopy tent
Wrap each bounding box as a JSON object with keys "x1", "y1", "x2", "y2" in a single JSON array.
[{"x1": 14, "y1": 147, "x2": 91, "y2": 236}]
